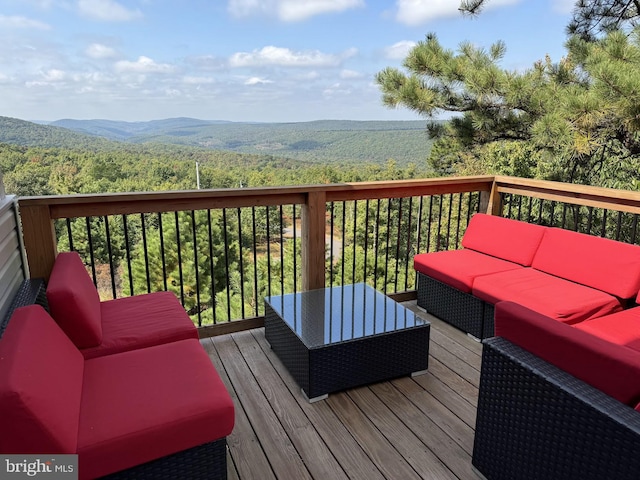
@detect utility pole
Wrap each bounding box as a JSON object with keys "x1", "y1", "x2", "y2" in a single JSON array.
[{"x1": 196, "y1": 161, "x2": 200, "y2": 190}]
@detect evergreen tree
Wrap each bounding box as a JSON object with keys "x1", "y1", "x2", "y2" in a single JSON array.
[{"x1": 376, "y1": 29, "x2": 640, "y2": 188}]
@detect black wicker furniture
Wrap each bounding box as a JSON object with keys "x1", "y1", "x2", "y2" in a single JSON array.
[
  {"x1": 415, "y1": 213, "x2": 640, "y2": 339},
  {"x1": 473, "y1": 302, "x2": 640, "y2": 480},
  {"x1": 0, "y1": 280, "x2": 234, "y2": 480},
  {"x1": 265, "y1": 283, "x2": 430, "y2": 402}
]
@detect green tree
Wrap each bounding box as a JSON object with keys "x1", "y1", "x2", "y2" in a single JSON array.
[{"x1": 376, "y1": 29, "x2": 640, "y2": 188}]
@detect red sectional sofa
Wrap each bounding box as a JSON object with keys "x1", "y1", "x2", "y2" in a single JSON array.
[
  {"x1": 0, "y1": 254, "x2": 235, "y2": 479},
  {"x1": 414, "y1": 213, "x2": 640, "y2": 338},
  {"x1": 473, "y1": 301, "x2": 640, "y2": 480},
  {"x1": 46, "y1": 251, "x2": 198, "y2": 358}
]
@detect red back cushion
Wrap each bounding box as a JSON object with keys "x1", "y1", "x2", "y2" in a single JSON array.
[
  {"x1": 495, "y1": 301, "x2": 640, "y2": 407},
  {"x1": 532, "y1": 228, "x2": 640, "y2": 299},
  {"x1": 46, "y1": 251, "x2": 103, "y2": 348},
  {"x1": 0, "y1": 306, "x2": 84, "y2": 453},
  {"x1": 461, "y1": 213, "x2": 546, "y2": 266}
]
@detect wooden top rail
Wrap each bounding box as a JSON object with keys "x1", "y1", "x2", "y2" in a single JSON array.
[
  {"x1": 17, "y1": 174, "x2": 640, "y2": 283},
  {"x1": 18, "y1": 176, "x2": 495, "y2": 218},
  {"x1": 494, "y1": 176, "x2": 640, "y2": 215},
  {"x1": 16, "y1": 175, "x2": 495, "y2": 285}
]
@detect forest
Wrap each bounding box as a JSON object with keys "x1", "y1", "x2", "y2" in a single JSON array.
[{"x1": 0, "y1": 121, "x2": 433, "y2": 326}]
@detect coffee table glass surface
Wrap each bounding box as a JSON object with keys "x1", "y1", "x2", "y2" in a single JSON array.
[
  {"x1": 264, "y1": 283, "x2": 430, "y2": 401},
  {"x1": 265, "y1": 283, "x2": 426, "y2": 347}
]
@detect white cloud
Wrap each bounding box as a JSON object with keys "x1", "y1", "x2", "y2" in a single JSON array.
[
  {"x1": 86, "y1": 43, "x2": 117, "y2": 59},
  {"x1": 278, "y1": 0, "x2": 364, "y2": 21},
  {"x1": 183, "y1": 76, "x2": 216, "y2": 85},
  {"x1": 115, "y1": 56, "x2": 175, "y2": 73},
  {"x1": 245, "y1": 76, "x2": 273, "y2": 85},
  {"x1": 0, "y1": 15, "x2": 51, "y2": 30},
  {"x1": 229, "y1": 46, "x2": 355, "y2": 68},
  {"x1": 323, "y1": 82, "x2": 351, "y2": 97},
  {"x1": 228, "y1": 0, "x2": 363, "y2": 21},
  {"x1": 43, "y1": 69, "x2": 66, "y2": 81},
  {"x1": 383, "y1": 40, "x2": 416, "y2": 60},
  {"x1": 340, "y1": 69, "x2": 363, "y2": 79},
  {"x1": 78, "y1": 0, "x2": 143, "y2": 21},
  {"x1": 395, "y1": 0, "x2": 520, "y2": 26},
  {"x1": 297, "y1": 71, "x2": 320, "y2": 80},
  {"x1": 552, "y1": 0, "x2": 575, "y2": 14}
]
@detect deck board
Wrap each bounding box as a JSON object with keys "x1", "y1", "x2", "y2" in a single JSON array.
[{"x1": 206, "y1": 301, "x2": 482, "y2": 480}]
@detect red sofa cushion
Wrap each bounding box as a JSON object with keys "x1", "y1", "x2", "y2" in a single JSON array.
[
  {"x1": 46, "y1": 251, "x2": 103, "y2": 348},
  {"x1": 495, "y1": 301, "x2": 640, "y2": 407},
  {"x1": 461, "y1": 213, "x2": 547, "y2": 266},
  {"x1": 532, "y1": 227, "x2": 640, "y2": 299},
  {"x1": 473, "y1": 268, "x2": 622, "y2": 324},
  {"x1": 575, "y1": 308, "x2": 640, "y2": 352},
  {"x1": 0, "y1": 306, "x2": 83, "y2": 454},
  {"x1": 80, "y1": 291, "x2": 198, "y2": 359},
  {"x1": 414, "y1": 249, "x2": 522, "y2": 293},
  {"x1": 77, "y1": 339, "x2": 235, "y2": 479}
]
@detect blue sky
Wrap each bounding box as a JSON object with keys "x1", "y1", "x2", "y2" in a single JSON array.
[{"x1": 0, "y1": 0, "x2": 575, "y2": 122}]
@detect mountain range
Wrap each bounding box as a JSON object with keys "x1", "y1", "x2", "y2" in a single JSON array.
[{"x1": 1, "y1": 116, "x2": 434, "y2": 166}]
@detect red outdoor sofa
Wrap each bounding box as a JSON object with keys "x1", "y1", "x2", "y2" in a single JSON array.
[
  {"x1": 414, "y1": 213, "x2": 640, "y2": 339},
  {"x1": 473, "y1": 301, "x2": 640, "y2": 480},
  {"x1": 0, "y1": 252, "x2": 235, "y2": 479}
]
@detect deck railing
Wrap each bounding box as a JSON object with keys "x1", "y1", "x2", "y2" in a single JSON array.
[{"x1": 16, "y1": 175, "x2": 640, "y2": 335}]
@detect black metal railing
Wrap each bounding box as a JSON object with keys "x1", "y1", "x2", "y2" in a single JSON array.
[
  {"x1": 53, "y1": 189, "x2": 484, "y2": 327},
  {"x1": 501, "y1": 193, "x2": 640, "y2": 246}
]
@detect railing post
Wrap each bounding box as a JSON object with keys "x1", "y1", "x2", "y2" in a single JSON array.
[
  {"x1": 302, "y1": 190, "x2": 326, "y2": 291},
  {"x1": 19, "y1": 204, "x2": 58, "y2": 280},
  {"x1": 481, "y1": 178, "x2": 503, "y2": 216}
]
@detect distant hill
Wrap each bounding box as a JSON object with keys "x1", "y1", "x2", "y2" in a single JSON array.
[
  {"x1": 49, "y1": 117, "x2": 233, "y2": 141},
  {"x1": 5, "y1": 116, "x2": 434, "y2": 166},
  {"x1": 0, "y1": 116, "x2": 114, "y2": 149}
]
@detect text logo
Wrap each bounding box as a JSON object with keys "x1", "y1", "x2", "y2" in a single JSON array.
[{"x1": 1, "y1": 455, "x2": 77, "y2": 479}]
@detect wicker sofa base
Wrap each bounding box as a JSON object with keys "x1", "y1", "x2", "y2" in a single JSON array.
[
  {"x1": 473, "y1": 338, "x2": 640, "y2": 480},
  {"x1": 101, "y1": 438, "x2": 227, "y2": 479},
  {"x1": 416, "y1": 272, "x2": 493, "y2": 339}
]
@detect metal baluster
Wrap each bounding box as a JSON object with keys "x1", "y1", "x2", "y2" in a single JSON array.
[
  {"x1": 222, "y1": 208, "x2": 231, "y2": 321},
  {"x1": 104, "y1": 216, "x2": 116, "y2": 299},
  {"x1": 122, "y1": 215, "x2": 133, "y2": 296},
  {"x1": 191, "y1": 210, "x2": 202, "y2": 326},
  {"x1": 158, "y1": 213, "x2": 168, "y2": 291}
]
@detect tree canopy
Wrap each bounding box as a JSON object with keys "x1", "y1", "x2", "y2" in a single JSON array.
[
  {"x1": 460, "y1": 0, "x2": 640, "y2": 40},
  {"x1": 377, "y1": 8, "x2": 640, "y2": 189}
]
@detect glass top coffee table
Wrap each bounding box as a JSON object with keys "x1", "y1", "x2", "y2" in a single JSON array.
[{"x1": 265, "y1": 283, "x2": 430, "y2": 402}]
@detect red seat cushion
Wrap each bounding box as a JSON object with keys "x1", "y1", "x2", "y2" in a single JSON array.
[
  {"x1": 80, "y1": 291, "x2": 198, "y2": 359},
  {"x1": 0, "y1": 306, "x2": 83, "y2": 454},
  {"x1": 414, "y1": 249, "x2": 522, "y2": 293},
  {"x1": 575, "y1": 308, "x2": 640, "y2": 352},
  {"x1": 495, "y1": 301, "x2": 640, "y2": 407},
  {"x1": 532, "y1": 227, "x2": 640, "y2": 299},
  {"x1": 77, "y1": 339, "x2": 234, "y2": 479},
  {"x1": 46, "y1": 251, "x2": 103, "y2": 348},
  {"x1": 473, "y1": 268, "x2": 622, "y2": 324},
  {"x1": 461, "y1": 213, "x2": 547, "y2": 266}
]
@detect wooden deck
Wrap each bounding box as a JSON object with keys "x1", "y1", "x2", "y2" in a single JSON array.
[{"x1": 202, "y1": 301, "x2": 482, "y2": 480}]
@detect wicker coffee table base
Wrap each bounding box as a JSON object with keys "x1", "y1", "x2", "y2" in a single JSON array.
[{"x1": 265, "y1": 303, "x2": 430, "y2": 402}]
